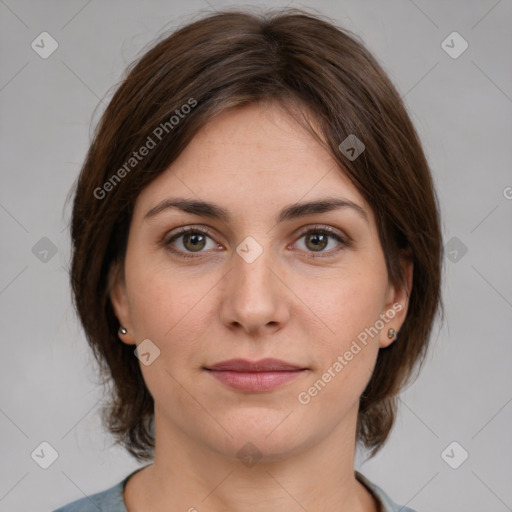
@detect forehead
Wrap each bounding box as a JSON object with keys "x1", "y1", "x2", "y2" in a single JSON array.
[
  {"x1": 133, "y1": 102, "x2": 370, "y2": 224},
  {"x1": 182, "y1": 101, "x2": 333, "y2": 177}
]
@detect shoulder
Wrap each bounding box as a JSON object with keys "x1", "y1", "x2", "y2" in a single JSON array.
[
  {"x1": 355, "y1": 471, "x2": 418, "y2": 512},
  {"x1": 52, "y1": 476, "x2": 128, "y2": 512}
]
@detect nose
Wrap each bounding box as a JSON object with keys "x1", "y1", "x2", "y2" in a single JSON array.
[{"x1": 218, "y1": 242, "x2": 290, "y2": 336}]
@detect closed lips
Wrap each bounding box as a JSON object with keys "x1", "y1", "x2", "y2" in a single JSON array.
[
  {"x1": 204, "y1": 358, "x2": 307, "y2": 392},
  {"x1": 204, "y1": 358, "x2": 306, "y2": 372}
]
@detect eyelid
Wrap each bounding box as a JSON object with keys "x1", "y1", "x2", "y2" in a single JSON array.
[
  {"x1": 170, "y1": 225, "x2": 217, "y2": 239},
  {"x1": 294, "y1": 224, "x2": 348, "y2": 244}
]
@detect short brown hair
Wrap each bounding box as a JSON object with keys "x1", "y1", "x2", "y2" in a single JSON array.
[{"x1": 69, "y1": 6, "x2": 443, "y2": 462}]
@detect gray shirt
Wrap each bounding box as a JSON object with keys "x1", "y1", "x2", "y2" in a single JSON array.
[{"x1": 53, "y1": 467, "x2": 417, "y2": 512}]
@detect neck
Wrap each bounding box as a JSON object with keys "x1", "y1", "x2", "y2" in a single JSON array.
[{"x1": 124, "y1": 403, "x2": 378, "y2": 512}]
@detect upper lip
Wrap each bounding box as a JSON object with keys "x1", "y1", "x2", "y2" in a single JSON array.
[{"x1": 205, "y1": 358, "x2": 305, "y2": 372}]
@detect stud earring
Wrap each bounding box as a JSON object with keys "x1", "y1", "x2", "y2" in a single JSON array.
[
  {"x1": 119, "y1": 326, "x2": 127, "y2": 335},
  {"x1": 387, "y1": 328, "x2": 396, "y2": 339}
]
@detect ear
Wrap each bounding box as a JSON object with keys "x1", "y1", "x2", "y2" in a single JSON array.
[
  {"x1": 379, "y1": 250, "x2": 413, "y2": 349},
  {"x1": 108, "y1": 260, "x2": 136, "y2": 345}
]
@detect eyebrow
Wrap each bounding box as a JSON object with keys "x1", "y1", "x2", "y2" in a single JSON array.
[{"x1": 144, "y1": 196, "x2": 368, "y2": 224}]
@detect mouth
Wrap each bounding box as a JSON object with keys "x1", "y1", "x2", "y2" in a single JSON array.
[{"x1": 203, "y1": 358, "x2": 308, "y2": 392}]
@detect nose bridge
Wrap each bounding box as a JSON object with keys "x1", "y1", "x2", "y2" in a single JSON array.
[
  {"x1": 220, "y1": 234, "x2": 287, "y2": 333},
  {"x1": 233, "y1": 235, "x2": 277, "y2": 302}
]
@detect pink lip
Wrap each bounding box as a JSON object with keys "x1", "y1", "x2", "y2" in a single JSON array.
[
  {"x1": 204, "y1": 358, "x2": 307, "y2": 392},
  {"x1": 206, "y1": 358, "x2": 304, "y2": 372}
]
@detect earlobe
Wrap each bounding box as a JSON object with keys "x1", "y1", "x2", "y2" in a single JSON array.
[
  {"x1": 379, "y1": 255, "x2": 413, "y2": 349},
  {"x1": 108, "y1": 261, "x2": 136, "y2": 345}
]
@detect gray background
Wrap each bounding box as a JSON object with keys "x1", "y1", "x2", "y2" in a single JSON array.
[{"x1": 1, "y1": 0, "x2": 511, "y2": 511}]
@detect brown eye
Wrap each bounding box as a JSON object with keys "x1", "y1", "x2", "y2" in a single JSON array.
[
  {"x1": 163, "y1": 225, "x2": 347, "y2": 260},
  {"x1": 294, "y1": 226, "x2": 348, "y2": 258},
  {"x1": 304, "y1": 232, "x2": 329, "y2": 251},
  {"x1": 164, "y1": 226, "x2": 219, "y2": 258},
  {"x1": 182, "y1": 232, "x2": 207, "y2": 252}
]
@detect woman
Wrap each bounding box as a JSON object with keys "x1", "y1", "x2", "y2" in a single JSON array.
[{"x1": 55, "y1": 6, "x2": 442, "y2": 512}]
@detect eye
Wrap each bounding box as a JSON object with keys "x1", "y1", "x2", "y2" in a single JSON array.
[
  {"x1": 293, "y1": 225, "x2": 348, "y2": 258},
  {"x1": 163, "y1": 226, "x2": 220, "y2": 259},
  {"x1": 163, "y1": 224, "x2": 348, "y2": 260}
]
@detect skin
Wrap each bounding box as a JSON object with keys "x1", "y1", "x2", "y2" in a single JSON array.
[{"x1": 110, "y1": 100, "x2": 413, "y2": 512}]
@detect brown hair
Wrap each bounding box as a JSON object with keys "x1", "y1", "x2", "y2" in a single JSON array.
[{"x1": 68, "y1": 6, "x2": 443, "y2": 462}]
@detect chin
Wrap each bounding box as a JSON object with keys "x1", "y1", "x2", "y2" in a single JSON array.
[{"x1": 205, "y1": 411, "x2": 313, "y2": 462}]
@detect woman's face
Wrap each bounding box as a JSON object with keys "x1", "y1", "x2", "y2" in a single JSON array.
[{"x1": 110, "y1": 101, "x2": 411, "y2": 461}]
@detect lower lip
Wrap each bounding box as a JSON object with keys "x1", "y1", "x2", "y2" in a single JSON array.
[{"x1": 206, "y1": 370, "x2": 305, "y2": 392}]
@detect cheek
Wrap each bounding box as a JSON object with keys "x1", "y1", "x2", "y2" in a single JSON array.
[
  {"x1": 295, "y1": 264, "x2": 388, "y2": 350},
  {"x1": 295, "y1": 273, "x2": 385, "y2": 417},
  {"x1": 125, "y1": 243, "x2": 212, "y2": 336},
  {"x1": 125, "y1": 262, "x2": 214, "y2": 399}
]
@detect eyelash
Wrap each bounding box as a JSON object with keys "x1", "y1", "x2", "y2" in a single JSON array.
[{"x1": 162, "y1": 225, "x2": 348, "y2": 260}]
